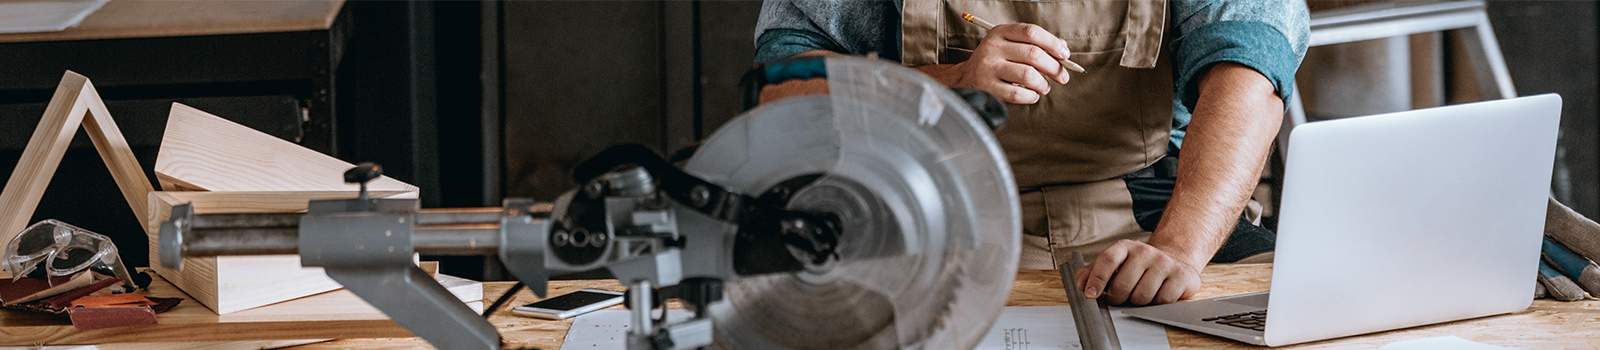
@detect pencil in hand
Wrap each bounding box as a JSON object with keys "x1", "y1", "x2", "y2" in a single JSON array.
[
  {"x1": 960, "y1": 12, "x2": 1086, "y2": 74},
  {"x1": 961, "y1": 12, "x2": 999, "y2": 30}
]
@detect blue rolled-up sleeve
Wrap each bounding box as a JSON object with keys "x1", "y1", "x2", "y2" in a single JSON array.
[
  {"x1": 755, "y1": 28, "x2": 846, "y2": 63},
  {"x1": 753, "y1": 0, "x2": 900, "y2": 64},
  {"x1": 1169, "y1": 0, "x2": 1309, "y2": 112},
  {"x1": 1172, "y1": 20, "x2": 1302, "y2": 109}
]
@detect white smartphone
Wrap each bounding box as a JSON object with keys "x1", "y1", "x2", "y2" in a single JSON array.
[{"x1": 511, "y1": 289, "x2": 626, "y2": 319}]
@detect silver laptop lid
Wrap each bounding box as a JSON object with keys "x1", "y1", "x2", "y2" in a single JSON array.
[{"x1": 1265, "y1": 94, "x2": 1561, "y2": 346}]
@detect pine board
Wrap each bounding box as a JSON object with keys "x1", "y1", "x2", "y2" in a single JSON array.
[
  {"x1": 155, "y1": 103, "x2": 417, "y2": 197},
  {"x1": 143, "y1": 190, "x2": 409, "y2": 314}
]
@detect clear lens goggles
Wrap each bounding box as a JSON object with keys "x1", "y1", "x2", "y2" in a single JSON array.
[{"x1": 4, "y1": 219, "x2": 138, "y2": 292}]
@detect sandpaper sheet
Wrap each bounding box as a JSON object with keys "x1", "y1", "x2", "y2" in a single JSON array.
[
  {"x1": 0, "y1": 272, "x2": 91, "y2": 305},
  {"x1": 72, "y1": 294, "x2": 156, "y2": 308}
]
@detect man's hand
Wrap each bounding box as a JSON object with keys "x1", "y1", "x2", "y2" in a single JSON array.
[
  {"x1": 1070, "y1": 63, "x2": 1281, "y2": 306},
  {"x1": 761, "y1": 24, "x2": 1072, "y2": 105},
  {"x1": 1074, "y1": 239, "x2": 1202, "y2": 305},
  {"x1": 916, "y1": 24, "x2": 1072, "y2": 104}
]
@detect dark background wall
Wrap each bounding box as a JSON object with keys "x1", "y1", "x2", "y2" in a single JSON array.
[
  {"x1": 1486, "y1": 1, "x2": 1599, "y2": 217},
  {"x1": 499, "y1": 1, "x2": 762, "y2": 201},
  {"x1": 1, "y1": 0, "x2": 1595, "y2": 280}
]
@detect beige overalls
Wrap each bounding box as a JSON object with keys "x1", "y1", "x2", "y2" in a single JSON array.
[{"x1": 903, "y1": 0, "x2": 1176, "y2": 269}]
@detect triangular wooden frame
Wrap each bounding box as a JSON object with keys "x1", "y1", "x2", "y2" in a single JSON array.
[{"x1": 0, "y1": 71, "x2": 154, "y2": 254}]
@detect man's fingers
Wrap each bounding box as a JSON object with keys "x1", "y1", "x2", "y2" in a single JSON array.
[
  {"x1": 996, "y1": 43, "x2": 1067, "y2": 85},
  {"x1": 996, "y1": 63, "x2": 1050, "y2": 96},
  {"x1": 988, "y1": 82, "x2": 1040, "y2": 104},
  {"x1": 1175, "y1": 268, "x2": 1201, "y2": 301},
  {"x1": 963, "y1": 23, "x2": 1073, "y2": 98},
  {"x1": 1104, "y1": 252, "x2": 1151, "y2": 305},
  {"x1": 989, "y1": 24, "x2": 1071, "y2": 84},
  {"x1": 1126, "y1": 264, "x2": 1172, "y2": 305},
  {"x1": 1074, "y1": 265, "x2": 1090, "y2": 291},
  {"x1": 1084, "y1": 245, "x2": 1129, "y2": 298},
  {"x1": 996, "y1": 24, "x2": 1071, "y2": 61},
  {"x1": 1069, "y1": 240, "x2": 1201, "y2": 306},
  {"x1": 1153, "y1": 274, "x2": 1189, "y2": 305}
]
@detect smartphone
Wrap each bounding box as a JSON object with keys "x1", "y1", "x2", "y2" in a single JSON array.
[{"x1": 511, "y1": 289, "x2": 626, "y2": 319}]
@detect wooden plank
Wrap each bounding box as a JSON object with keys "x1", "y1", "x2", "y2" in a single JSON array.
[
  {"x1": 0, "y1": 269, "x2": 486, "y2": 345},
  {"x1": 1, "y1": 271, "x2": 405, "y2": 345},
  {"x1": 289, "y1": 264, "x2": 1600, "y2": 350},
  {"x1": 0, "y1": 71, "x2": 152, "y2": 257},
  {"x1": 0, "y1": 0, "x2": 345, "y2": 44},
  {"x1": 0, "y1": 270, "x2": 479, "y2": 346},
  {"x1": 29, "y1": 339, "x2": 329, "y2": 350},
  {"x1": 143, "y1": 191, "x2": 409, "y2": 315},
  {"x1": 79, "y1": 81, "x2": 154, "y2": 220},
  {"x1": 155, "y1": 102, "x2": 418, "y2": 197},
  {"x1": 437, "y1": 274, "x2": 483, "y2": 314},
  {"x1": 418, "y1": 261, "x2": 439, "y2": 277}
]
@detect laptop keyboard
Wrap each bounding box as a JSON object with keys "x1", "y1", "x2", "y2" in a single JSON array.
[{"x1": 1202, "y1": 310, "x2": 1267, "y2": 331}]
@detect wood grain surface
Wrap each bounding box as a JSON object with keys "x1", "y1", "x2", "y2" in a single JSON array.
[
  {"x1": 33, "y1": 339, "x2": 329, "y2": 350},
  {"x1": 0, "y1": 270, "x2": 480, "y2": 346},
  {"x1": 7, "y1": 264, "x2": 1591, "y2": 348},
  {"x1": 0, "y1": 0, "x2": 345, "y2": 44},
  {"x1": 287, "y1": 264, "x2": 1600, "y2": 350},
  {"x1": 155, "y1": 103, "x2": 418, "y2": 196},
  {"x1": 141, "y1": 190, "x2": 409, "y2": 314}
]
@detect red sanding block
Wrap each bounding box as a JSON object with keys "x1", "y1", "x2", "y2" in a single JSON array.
[{"x1": 67, "y1": 305, "x2": 157, "y2": 330}]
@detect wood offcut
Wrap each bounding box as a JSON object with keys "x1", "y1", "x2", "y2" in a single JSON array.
[
  {"x1": 144, "y1": 190, "x2": 410, "y2": 314},
  {"x1": 156, "y1": 103, "x2": 418, "y2": 196},
  {"x1": 0, "y1": 71, "x2": 153, "y2": 254}
]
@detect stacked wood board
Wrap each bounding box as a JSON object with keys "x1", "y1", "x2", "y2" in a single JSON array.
[
  {"x1": 155, "y1": 103, "x2": 418, "y2": 195},
  {"x1": 147, "y1": 103, "x2": 420, "y2": 314},
  {"x1": 142, "y1": 191, "x2": 410, "y2": 314}
]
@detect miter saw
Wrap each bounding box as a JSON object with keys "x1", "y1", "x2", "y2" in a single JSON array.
[{"x1": 157, "y1": 56, "x2": 1022, "y2": 349}]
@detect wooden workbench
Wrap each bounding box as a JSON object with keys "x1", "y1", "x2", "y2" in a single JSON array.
[
  {"x1": 0, "y1": 0, "x2": 344, "y2": 44},
  {"x1": 278, "y1": 263, "x2": 1599, "y2": 349},
  {"x1": 0, "y1": 0, "x2": 355, "y2": 159}
]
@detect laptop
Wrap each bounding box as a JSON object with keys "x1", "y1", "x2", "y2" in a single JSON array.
[{"x1": 1121, "y1": 94, "x2": 1563, "y2": 346}]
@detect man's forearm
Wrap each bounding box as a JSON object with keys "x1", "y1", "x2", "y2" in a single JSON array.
[{"x1": 1149, "y1": 62, "x2": 1284, "y2": 268}]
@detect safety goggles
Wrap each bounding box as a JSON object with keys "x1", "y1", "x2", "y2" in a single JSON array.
[{"x1": 4, "y1": 220, "x2": 138, "y2": 293}]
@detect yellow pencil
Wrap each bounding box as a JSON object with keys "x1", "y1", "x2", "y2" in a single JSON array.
[{"x1": 961, "y1": 12, "x2": 1087, "y2": 73}]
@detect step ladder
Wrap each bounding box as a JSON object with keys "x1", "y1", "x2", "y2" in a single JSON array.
[{"x1": 1279, "y1": 0, "x2": 1514, "y2": 156}]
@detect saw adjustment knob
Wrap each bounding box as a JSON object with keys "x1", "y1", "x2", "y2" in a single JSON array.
[
  {"x1": 344, "y1": 162, "x2": 382, "y2": 201},
  {"x1": 345, "y1": 162, "x2": 383, "y2": 184}
]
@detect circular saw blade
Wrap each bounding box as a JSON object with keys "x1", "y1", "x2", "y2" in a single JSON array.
[{"x1": 683, "y1": 56, "x2": 1020, "y2": 349}]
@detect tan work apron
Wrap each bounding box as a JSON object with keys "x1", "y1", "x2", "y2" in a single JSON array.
[{"x1": 903, "y1": 0, "x2": 1174, "y2": 269}]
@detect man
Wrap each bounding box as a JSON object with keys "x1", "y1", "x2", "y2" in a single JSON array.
[{"x1": 752, "y1": 1, "x2": 1308, "y2": 306}]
